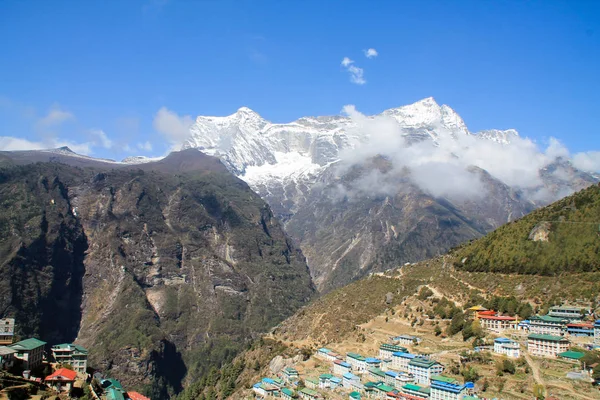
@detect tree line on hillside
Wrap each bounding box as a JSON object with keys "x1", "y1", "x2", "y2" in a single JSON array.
[{"x1": 452, "y1": 185, "x2": 600, "y2": 275}]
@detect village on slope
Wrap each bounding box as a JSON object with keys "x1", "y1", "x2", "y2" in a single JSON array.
[
  {"x1": 247, "y1": 301, "x2": 600, "y2": 400},
  {"x1": 0, "y1": 318, "x2": 148, "y2": 400}
]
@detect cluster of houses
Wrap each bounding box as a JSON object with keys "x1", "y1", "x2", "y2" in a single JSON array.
[
  {"x1": 253, "y1": 342, "x2": 479, "y2": 400},
  {"x1": 0, "y1": 318, "x2": 149, "y2": 400},
  {"x1": 472, "y1": 305, "x2": 598, "y2": 338},
  {"x1": 251, "y1": 304, "x2": 600, "y2": 399},
  {"x1": 470, "y1": 305, "x2": 600, "y2": 360}
]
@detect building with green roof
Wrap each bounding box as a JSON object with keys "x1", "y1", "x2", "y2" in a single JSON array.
[
  {"x1": 9, "y1": 338, "x2": 46, "y2": 370},
  {"x1": 558, "y1": 350, "x2": 585, "y2": 360},
  {"x1": 430, "y1": 375, "x2": 458, "y2": 384},
  {"x1": 51, "y1": 343, "x2": 88, "y2": 374},
  {"x1": 375, "y1": 382, "x2": 394, "y2": 394},
  {"x1": 283, "y1": 367, "x2": 299, "y2": 383},
  {"x1": 527, "y1": 333, "x2": 570, "y2": 358},
  {"x1": 402, "y1": 383, "x2": 430, "y2": 399},
  {"x1": 346, "y1": 352, "x2": 367, "y2": 373},
  {"x1": 529, "y1": 315, "x2": 568, "y2": 336},
  {"x1": 408, "y1": 357, "x2": 443, "y2": 385},
  {"x1": 349, "y1": 391, "x2": 361, "y2": 399},
  {"x1": 281, "y1": 387, "x2": 295, "y2": 399},
  {"x1": 305, "y1": 376, "x2": 319, "y2": 389},
  {"x1": 107, "y1": 387, "x2": 125, "y2": 400},
  {"x1": 368, "y1": 367, "x2": 386, "y2": 380},
  {"x1": 299, "y1": 387, "x2": 320, "y2": 399},
  {"x1": 379, "y1": 343, "x2": 408, "y2": 359}
]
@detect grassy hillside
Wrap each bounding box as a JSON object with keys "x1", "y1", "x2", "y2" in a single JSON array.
[{"x1": 453, "y1": 183, "x2": 600, "y2": 275}]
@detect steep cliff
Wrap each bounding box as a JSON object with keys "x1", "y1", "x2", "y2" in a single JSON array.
[{"x1": 0, "y1": 149, "x2": 315, "y2": 398}]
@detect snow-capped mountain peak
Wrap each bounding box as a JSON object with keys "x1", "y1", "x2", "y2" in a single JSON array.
[
  {"x1": 180, "y1": 98, "x2": 524, "y2": 181},
  {"x1": 380, "y1": 97, "x2": 469, "y2": 137}
]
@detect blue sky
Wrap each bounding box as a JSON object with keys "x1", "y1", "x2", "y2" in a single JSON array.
[{"x1": 0, "y1": 0, "x2": 599, "y2": 161}]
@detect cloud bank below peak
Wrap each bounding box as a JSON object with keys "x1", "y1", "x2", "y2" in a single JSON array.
[{"x1": 336, "y1": 104, "x2": 599, "y2": 201}]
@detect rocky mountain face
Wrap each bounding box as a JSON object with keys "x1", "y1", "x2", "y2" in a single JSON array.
[
  {"x1": 179, "y1": 98, "x2": 598, "y2": 291},
  {"x1": 0, "y1": 149, "x2": 315, "y2": 398}
]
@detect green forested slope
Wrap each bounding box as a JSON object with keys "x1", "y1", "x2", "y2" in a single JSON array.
[{"x1": 453, "y1": 183, "x2": 600, "y2": 274}]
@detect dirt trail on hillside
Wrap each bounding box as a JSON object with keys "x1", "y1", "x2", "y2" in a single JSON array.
[{"x1": 524, "y1": 352, "x2": 544, "y2": 389}]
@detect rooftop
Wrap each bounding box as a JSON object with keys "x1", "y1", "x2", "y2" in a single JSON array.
[
  {"x1": 10, "y1": 338, "x2": 47, "y2": 351},
  {"x1": 368, "y1": 368, "x2": 385, "y2": 377},
  {"x1": 380, "y1": 343, "x2": 408, "y2": 352},
  {"x1": 558, "y1": 351, "x2": 585, "y2": 360},
  {"x1": 127, "y1": 392, "x2": 150, "y2": 400},
  {"x1": 334, "y1": 360, "x2": 351, "y2": 367},
  {"x1": 478, "y1": 315, "x2": 517, "y2": 321},
  {"x1": 431, "y1": 375, "x2": 458, "y2": 384},
  {"x1": 528, "y1": 333, "x2": 569, "y2": 342},
  {"x1": 45, "y1": 368, "x2": 77, "y2": 381},
  {"x1": 107, "y1": 387, "x2": 125, "y2": 400},
  {"x1": 530, "y1": 315, "x2": 567, "y2": 323},
  {"x1": 409, "y1": 358, "x2": 440, "y2": 368},
  {"x1": 51, "y1": 343, "x2": 88, "y2": 354},
  {"x1": 281, "y1": 388, "x2": 294, "y2": 396},
  {"x1": 299, "y1": 387, "x2": 319, "y2": 396},
  {"x1": 392, "y1": 351, "x2": 416, "y2": 359},
  {"x1": 347, "y1": 352, "x2": 365, "y2": 361},
  {"x1": 375, "y1": 383, "x2": 394, "y2": 392},
  {"x1": 0, "y1": 346, "x2": 17, "y2": 355},
  {"x1": 549, "y1": 306, "x2": 584, "y2": 312},
  {"x1": 403, "y1": 383, "x2": 422, "y2": 391}
]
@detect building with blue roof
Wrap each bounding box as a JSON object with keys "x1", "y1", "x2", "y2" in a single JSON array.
[
  {"x1": 595, "y1": 320, "x2": 600, "y2": 344},
  {"x1": 380, "y1": 343, "x2": 408, "y2": 359},
  {"x1": 365, "y1": 357, "x2": 382, "y2": 369},
  {"x1": 494, "y1": 337, "x2": 520, "y2": 358},
  {"x1": 252, "y1": 381, "x2": 280, "y2": 398},
  {"x1": 567, "y1": 322, "x2": 594, "y2": 337},
  {"x1": 391, "y1": 352, "x2": 416, "y2": 371},
  {"x1": 430, "y1": 375, "x2": 466, "y2": 400},
  {"x1": 333, "y1": 359, "x2": 352, "y2": 376},
  {"x1": 330, "y1": 376, "x2": 342, "y2": 388},
  {"x1": 342, "y1": 372, "x2": 362, "y2": 390},
  {"x1": 384, "y1": 370, "x2": 398, "y2": 386}
]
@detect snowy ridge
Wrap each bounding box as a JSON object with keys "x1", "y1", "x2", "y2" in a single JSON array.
[
  {"x1": 476, "y1": 129, "x2": 520, "y2": 145},
  {"x1": 121, "y1": 155, "x2": 164, "y2": 164},
  {"x1": 181, "y1": 97, "x2": 517, "y2": 188}
]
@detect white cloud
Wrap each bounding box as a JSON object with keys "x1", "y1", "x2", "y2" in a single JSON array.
[
  {"x1": 572, "y1": 151, "x2": 600, "y2": 172},
  {"x1": 0, "y1": 136, "x2": 92, "y2": 155},
  {"x1": 153, "y1": 107, "x2": 194, "y2": 147},
  {"x1": 337, "y1": 105, "x2": 595, "y2": 201},
  {"x1": 37, "y1": 106, "x2": 75, "y2": 127},
  {"x1": 89, "y1": 129, "x2": 113, "y2": 148},
  {"x1": 341, "y1": 57, "x2": 353, "y2": 67},
  {"x1": 340, "y1": 57, "x2": 366, "y2": 85},
  {"x1": 137, "y1": 141, "x2": 153, "y2": 151},
  {"x1": 364, "y1": 48, "x2": 378, "y2": 58},
  {"x1": 0, "y1": 137, "x2": 46, "y2": 151}
]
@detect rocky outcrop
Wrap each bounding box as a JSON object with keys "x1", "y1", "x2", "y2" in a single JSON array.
[
  {"x1": 529, "y1": 222, "x2": 552, "y2": 242},
  {"x1": 0, "y1": 150, "x2": 315, "y2": 398}
]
